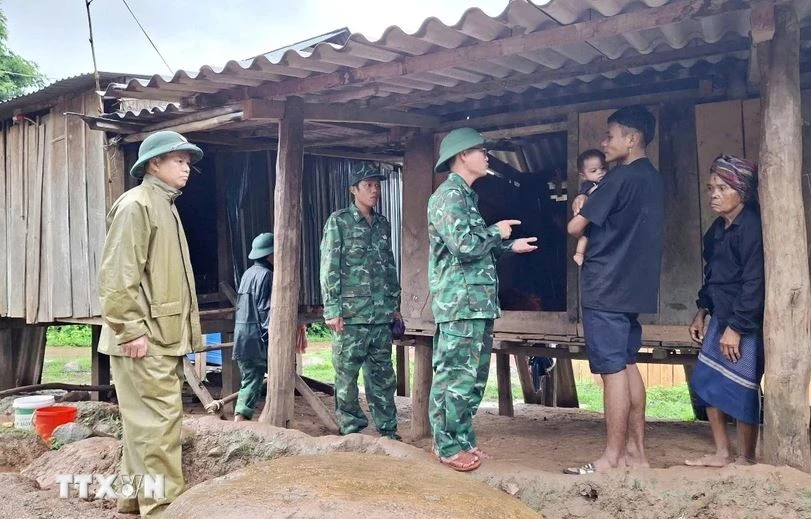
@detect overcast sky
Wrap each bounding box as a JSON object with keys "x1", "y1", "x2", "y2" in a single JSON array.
[{"x1": 4, "y1": 0, "x2": 516, "y2": 82}]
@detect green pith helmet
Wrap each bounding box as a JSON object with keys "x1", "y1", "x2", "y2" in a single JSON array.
[
  {"x1": 129, "y1": 130, "x2": 204, "y2": 178},
  {"x1": 248, "y1": 232, "x2": 274, "y2": 260},
  {"x1": 434, "y1": 127, "x2": 487, "y2": 173},
  {"x1": 349, "y1": 162, "x2": 386, "y2": 186}
]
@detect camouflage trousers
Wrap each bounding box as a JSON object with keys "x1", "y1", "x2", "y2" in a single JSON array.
[
  {"x1": 429, "y1": 319, "x2": 493, "y2": 458},
  {"x1": 332, "y1": 323, "x2": 398, "y2": 436},
  {"x1": 235, "y1": 359, "x2": 267, "y2": 420}
]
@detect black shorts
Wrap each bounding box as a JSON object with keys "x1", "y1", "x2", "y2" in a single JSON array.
[{"x1": 582, "y1": 308, "x2": 642, "y2": 375}]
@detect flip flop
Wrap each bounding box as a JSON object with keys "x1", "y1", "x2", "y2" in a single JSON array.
[
  {"x1": 434, "y1": 450, "x2": 481, "y2": 472},
  {"x1": 563, "y1": 462, "x2": 596, "y2": 475}
]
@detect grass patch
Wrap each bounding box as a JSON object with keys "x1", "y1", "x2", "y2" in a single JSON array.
[
  {"x1": 46, "y1": 325, "x2": 92, "y2": 347},
  {"x1": 41, "y1": 353, "x2": 91, "y2": 385},
  {"x1": 576, "y1": 380, "x2": 695, "y2": 421}
]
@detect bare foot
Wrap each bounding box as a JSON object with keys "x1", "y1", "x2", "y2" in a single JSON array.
[
  {"x1": 625, "y1": 456, "x2": 650, "y2": 469},
  {"x1": 467, "y1": 447, "x2": 489, "y2": 459},
  {"x1": 234, "y1": 414, "x2": 247, "y2": 422},
  {"x1": 734, "y1": 456, "x2": 756, "y2": 466},
  {"x1": 684, "y1": 454, "x2": 731, "y2": 467}
]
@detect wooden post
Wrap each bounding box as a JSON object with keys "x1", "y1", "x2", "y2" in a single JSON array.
[
  {"x1": 395, "y1": 344, "x2": 410, "y2": 397},
  {"x1": 756, "y1": 3, "x2": 811, "y2": 470},
  {"x1": 411, "y1": 337, "x2": 432, "y2": 439},
  {"x1": 89, "y1": 325, "x2": 110, "y2": 401},
  {"x1": 259, "y1": 97, "x2": 304, "y2": 428},
  {"x1": 566, "y1": 112, "x2": 580, "y2": 323},
  {"x1": 400, "y1": 133, "x2": 435, "y2": 323},
  {"x1": 513, "y1": 353, "x2": 539, "y2": 404},
  {"x1": 554, "y1": 359, "x2": 579, "y2": 408},
  {"x1": 0, "y1": 328, "x2": 13, "y2": 391},
  {"x1": 495, "y1": 351, "x2": 514, "y2": 417}
]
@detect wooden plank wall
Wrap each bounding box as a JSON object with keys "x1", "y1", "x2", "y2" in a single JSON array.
[
  {"x1": 0, "y1": 88, "x2": 108, "y2": 323},
  {"x1": 6, "y1": 123, "x2": 25, "y2": 317},
  {"x1": 572, "y1": 359, "x2": 687, "y2": 388},
  {"x1": 0, "y1": 122, "x2": 6, "y2": 316}
]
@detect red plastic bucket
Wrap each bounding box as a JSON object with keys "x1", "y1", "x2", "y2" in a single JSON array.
[{"x1": 33, "y1": 405, "x2": 77, "y2": 444}]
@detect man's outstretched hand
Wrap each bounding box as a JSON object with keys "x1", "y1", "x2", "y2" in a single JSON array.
[{"x1": 512, "y1": 237, "x2": 539, "y2": 253}]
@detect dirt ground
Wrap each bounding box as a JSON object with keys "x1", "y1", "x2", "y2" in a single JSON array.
[{"x1": 1, "y1": 392, "x2": 810, "y2": 518}]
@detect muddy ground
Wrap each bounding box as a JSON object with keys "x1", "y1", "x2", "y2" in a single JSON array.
[{"x1": 1, "y1": 393, "x2": 810, "y2": 518}]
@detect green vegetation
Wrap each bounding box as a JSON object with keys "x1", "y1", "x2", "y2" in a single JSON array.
[
  {"x1": 0, "y1": 9, "x2": 45, "y2": 101},
  {"x1": 46, "y1": 325, "x2": 92, "y2": 347},
  {"x1": 306, "y1": 322, "x2": 333, "y2": 341}
]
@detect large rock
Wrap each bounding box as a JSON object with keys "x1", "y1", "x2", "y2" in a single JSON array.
[
  {"x1": 167, "y1": 452, "x2": 540, "y2": 519},
  {"x1": 21, "y1": 437, "x2": 120, "y2": 489}
]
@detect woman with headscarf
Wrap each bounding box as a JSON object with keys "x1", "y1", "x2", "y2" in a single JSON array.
[{"x1": 685, "y1": 154, "x2": 764, "y2": 467}]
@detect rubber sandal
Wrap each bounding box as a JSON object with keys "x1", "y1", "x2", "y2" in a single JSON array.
[
  {"x1": 467, "y1": 447, "x2": 489, "y2": 459},
  {"x1": 436, "y1": 451, "x2": 481, "y2": 472},
  {"x1": 563, "y1": 462, "x2": 596, "y2": 475}
]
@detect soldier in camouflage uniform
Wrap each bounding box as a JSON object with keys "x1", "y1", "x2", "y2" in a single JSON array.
[
  {"x1": 320, "y1": 163, "x2": 402, "y2": 439},
  {"x1": 428, "y1": 128, "x2": 538, "y2": 471}
]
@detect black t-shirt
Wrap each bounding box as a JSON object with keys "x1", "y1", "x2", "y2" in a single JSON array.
[{"x1": 579, "y1": 157, "x2": 664, "y2": 313}]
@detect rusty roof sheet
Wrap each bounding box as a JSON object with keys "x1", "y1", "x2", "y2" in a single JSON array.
[{"x1": 102, "y1": 0, "x2": 810, "y2": 116}]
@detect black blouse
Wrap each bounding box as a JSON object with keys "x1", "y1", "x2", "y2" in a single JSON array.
[{"x1": 696, "y1": 206, "x2": 765, "y2": 334}]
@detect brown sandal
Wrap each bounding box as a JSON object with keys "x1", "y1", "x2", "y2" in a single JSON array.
[{"x1": 437, "y1": 451, "x2": 481, "y2": 472}]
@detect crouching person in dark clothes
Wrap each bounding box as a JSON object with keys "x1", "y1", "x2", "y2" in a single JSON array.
[
  {"x1": 232, "y1": 232, "x2": 275, "y2": 422},
  {"x1": 686, "y1": 155, "x2": 764, "y2": 467},
  {"x1": 319, "y1": 163, "x2": 402, "y2": 439}
]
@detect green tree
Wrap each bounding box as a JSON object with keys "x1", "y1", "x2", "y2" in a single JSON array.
[{"x1": 0, "y1": 8, "x2": 44, "y2": 101}]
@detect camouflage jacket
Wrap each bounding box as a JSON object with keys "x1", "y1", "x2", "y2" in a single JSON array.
[
  {"x1": 320, "y1": 203, "x2": 401, "y2": 325},
  {"x1": 427, "y1": 172, "x2": 513, "y2": 323}
]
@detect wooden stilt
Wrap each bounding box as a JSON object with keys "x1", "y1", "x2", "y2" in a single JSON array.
[
  {"x1": 260, "y1": 96, "x2": 305, "y2": 428},
  {"x1": 755, "y1": 3, "x2": 811, "y2": 470},
  {"x1": 496, "y1": 351, "x2": 514, "y2": 417},
  {"x1": 396, "y1": 344, "x2": 410, "y2": 397},
  {"x1": 219, "y1": 332, "x2": 238, "y2": 416},
  {"x1": 411, "y1": 337, "x2": 432, "y2": 439},
  {"x1": 89, "y1": 325, "x2": 110, "y2": 401},
  {"x1": 554, "y1": 359, "x2": 579, "y2": 408}
]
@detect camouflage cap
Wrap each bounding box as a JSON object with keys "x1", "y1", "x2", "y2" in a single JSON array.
[{"x1": 349, "y1": 162, "x2": 385, "y2": 186}]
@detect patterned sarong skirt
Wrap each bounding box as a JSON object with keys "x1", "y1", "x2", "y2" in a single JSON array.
[{"x1": 691, "y1": 317, "x2": 764, "y2": 424}]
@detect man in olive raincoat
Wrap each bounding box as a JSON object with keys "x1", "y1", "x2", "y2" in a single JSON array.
[{"x1": 98, "y1": 130, "x2": 204, "y2": 517}]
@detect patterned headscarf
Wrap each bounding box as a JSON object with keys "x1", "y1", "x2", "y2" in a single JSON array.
[{"x1": 711, "y1": 154, "x2": 759, "y2": 202}]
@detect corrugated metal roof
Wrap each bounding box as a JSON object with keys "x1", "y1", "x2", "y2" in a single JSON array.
[
  {"x1": 103, "y1": 0, "x2": 809, "y2": 110},
  {"x1": 0, "y1": 72, "x2": 146, "y2": 117}
]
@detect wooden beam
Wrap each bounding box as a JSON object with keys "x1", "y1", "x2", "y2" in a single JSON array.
[
  {"x1": 141, "y1": 104, "x2": 243, "y2": 132},
  {"x1": 303, "y1": 103, "x2": 439, "y2": 128},
  {"x1": 243, "y1": 98, "x2": 439, "y2": 128},
  {"x1": 448, "y1": 89, "x2": 698, "y2": 132},
  {"x1": 122, "y1": 111, "x2": 244, "y2": 143},
  {"x1": 756, "y1": 3, "x2": 811, "y2": 471},
  {"x1": 372, "y1": 39, "x2": 750, "y2": 110},
  {"x1": 259, "y1": 97, "x2": 305, "y2": 428},
  {"x1": 247, "y1": 0, "x2": 744, "y2": 99},
  {"x1": 182, "y1": 357, "x2": 222, "y2": 417},
  {"x1": 481, "y1": 121, "x2": 568, "y2": 140},
  {"x1": 89, "y1": 325, "x2": 111, "y2": 401},
  {"x1": 294, "y1": 374, "x2": 339, "y2": 434}
]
